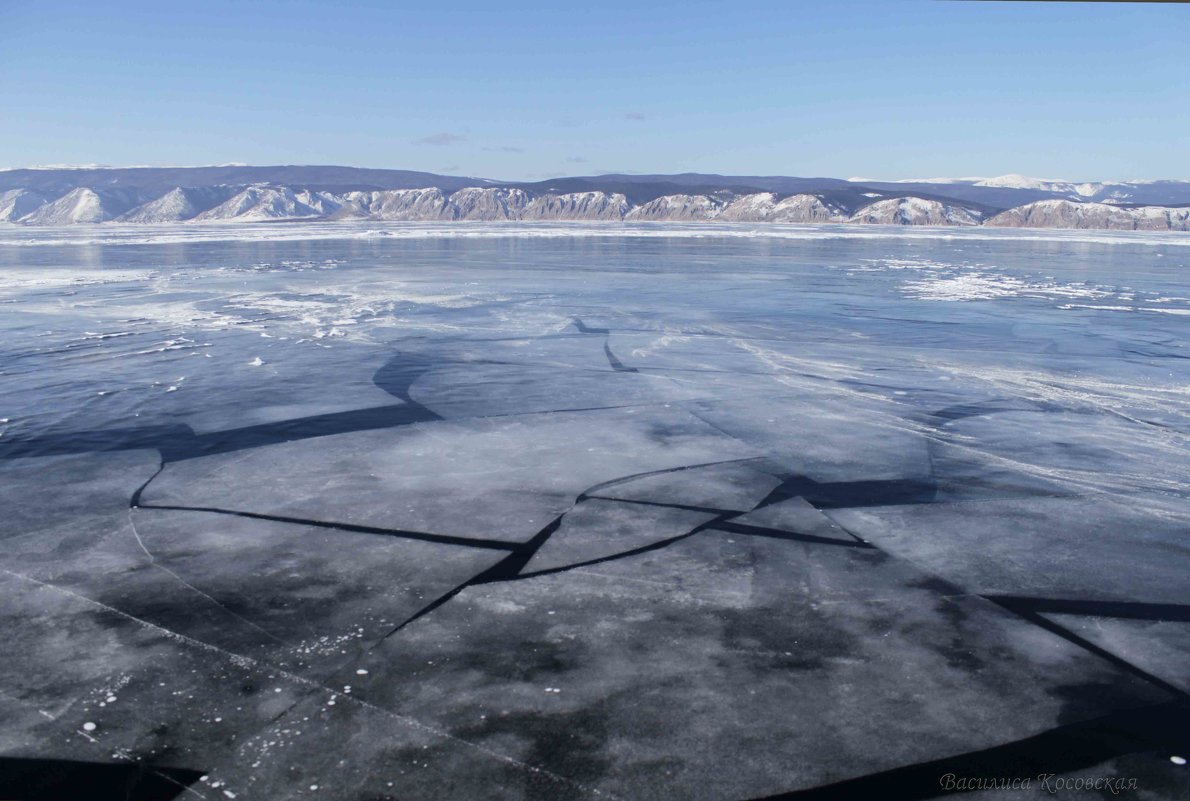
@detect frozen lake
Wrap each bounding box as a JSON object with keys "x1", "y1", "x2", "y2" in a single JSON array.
[{"x1": 1, "y1": 222, "x2": 1188, "y2": 800}]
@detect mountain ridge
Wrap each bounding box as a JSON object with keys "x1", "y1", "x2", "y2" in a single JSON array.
[{"x1": 2, "y1": 166, "x2": 1189, "y2": 231}]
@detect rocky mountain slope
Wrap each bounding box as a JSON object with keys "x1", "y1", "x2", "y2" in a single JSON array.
[
  {"x1": 192, "y1": 186, "x2": 343, "y2": 222},
  {"x1": 0, "y1": 189, "x2": 48, "y2": 222},
  {"x1": 2, "y1": 167, "x2": 1188, "y2": 231},
  {"x1": 626, "y1": 193, "x2": 728, "y2": 221},
  {"x1": 333, "y1": 188, "x2": 454, "y2": 221},
  {"x1": 116, "y1": 186, "x2": 240, "y2": 223},
  {"x1": 20, "y1": 188, "x2": 96, "y2": 225},
  {"x1": 847, "y1": 197, "x2": 982, "y2": 226},
  {"x1": 985, "y1": 199, "x2": 1190, "y2": 231},
  {"x1": 522, "y1": 191, "x2": 629, "y2": 221},
  {"x1": 719, "y1": 193, "x2": 845, "y2": 223}
]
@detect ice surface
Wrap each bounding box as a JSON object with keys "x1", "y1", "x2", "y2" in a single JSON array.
[
  {"x1": 0, "y1": 224, "x2": 1187, "y2": 800},
  {"x1": 349, "y1": 533, "x2": 1167, "y2": 800},
  {"x1": 142, "y1": 406, "x2": 759, "y2": 541},
  {"x1": 130, "y1": 508, "x2": 510, "y2": 673},
  {"x1": 590, "y1": 460, "x2": 782, "y2": 512},
  {"x1": 828, "y1": 495, "x2": 1190, "y2": 603},
  {"x1": 4, "y1": 220, "x2": 1190, "y2": 249},
  {"x1": 520, "y1": 498, "x2": 715, "y2": 574},
  {"x1": 1041, "y1": 615, "x2": 1190, "y2": 695},
  {"x1": 727, "y1": 496, "x2": 859, "y2": 544}
]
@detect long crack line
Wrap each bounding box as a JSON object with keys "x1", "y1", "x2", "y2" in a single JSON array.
[
  {"x1": 0, "y1": 568, "x2": 624, "y2": 801},
  {"x1": 126, "y1": 506, "x2": 295, "y2": 647}
]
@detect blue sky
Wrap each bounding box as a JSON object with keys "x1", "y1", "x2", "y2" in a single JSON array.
[{"x1": 1, "y1": 1, "x2": 1186, "y2": 180}]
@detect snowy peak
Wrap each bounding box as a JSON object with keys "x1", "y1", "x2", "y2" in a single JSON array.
[
  {"x1": 335, "y1": 188, "x2": 454, "y2": 220},
  {"x1": 23, "y1": 187, "x2": 106, "y2": 224},
  {"x1": 193, "y1": 185, "x2": 338, "y2": 222},
  {"x1": 0, "y1": 189, "x2": 48, "y2": 222},
  {"x1": 985, "y1": 199, "x2": 1190, "y2": 231},
  {"x1": 626, "y1": 194, "x2": 728, "y2": 221},
  {"x1": 522, "y1": 191, "x2": 629, "y2": 221},
  {"x1": 119, "y1": 187, "x2": 198, "y2": 223},
  {"x1": 448, "y1": 187, "x2": 531, "y2": 220},
  {"x1": 974, "y1": 174, "x2": 1067, "y2": 190},
  {"x1": 19, "y1": 187, "x2": 146, "y2": 225},
  {"x1": 849, "y1": 173, "x2": 1190, "y2": 206},
  {"x1": 117, "y1": 186, "x2": 240, "y2": 223},
  {"x1": 849, "y1": 197, "x2": 982, "y2": 226},
  {"x1": 972, "y1": 174, "x2": 1127, "y2": 199},
  {"x1": 874, "y1": 173, "x2": 1187, "y2": 205},
  {"x1": 719, "y1": 193, "x2": 845, "y2": 223}
]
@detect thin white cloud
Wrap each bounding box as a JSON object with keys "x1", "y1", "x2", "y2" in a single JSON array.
[{"x1": 414, "y1": 132, "x2": 467, "y2": 146}]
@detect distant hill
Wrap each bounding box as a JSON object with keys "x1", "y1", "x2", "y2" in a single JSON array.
[{"x1": 0, "y1": 165, "x2": 485, "y2": 196}]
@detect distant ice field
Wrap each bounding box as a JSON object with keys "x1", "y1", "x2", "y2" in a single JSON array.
[
  {"x1": 2, "y1": 222, "x2": 1187, "y2": 453},
  {"x1": 0, "y1": 224, "x2": 1187, "y2": 800},
  {"x1": 3, "y1": 219, "x2": 1190, "y2": 248}
]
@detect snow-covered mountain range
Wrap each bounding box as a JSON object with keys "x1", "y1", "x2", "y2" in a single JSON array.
[
  {"x1": 880, "y1": 173, "x2": 1190, "y2": 202},
  {"x1": 2, "y1": 167, "x2": 1188, "y2": 230}
]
